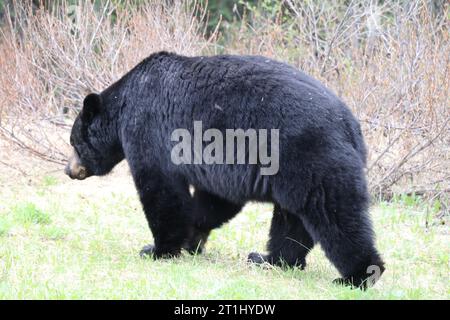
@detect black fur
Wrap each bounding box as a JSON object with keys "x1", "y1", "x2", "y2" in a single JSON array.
[
  {"x1": 248, "y1": 203, "x2": 315, "y2": 269},
  {"x1": 68, "y1": 51, "x2": 384, "y2": 288}
]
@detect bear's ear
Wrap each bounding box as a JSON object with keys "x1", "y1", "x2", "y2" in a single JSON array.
[{"x1": 81, "y1": 93, "x2": 102, "y2": 122}]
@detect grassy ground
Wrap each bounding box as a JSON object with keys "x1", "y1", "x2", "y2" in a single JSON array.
[{"x1": 0, "y1": 163, "x2": 448, "y2": 300}]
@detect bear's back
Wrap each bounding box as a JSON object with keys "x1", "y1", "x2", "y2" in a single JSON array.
[{"x1": 115, "y1": 52, "x2": 366, "y2": 196}]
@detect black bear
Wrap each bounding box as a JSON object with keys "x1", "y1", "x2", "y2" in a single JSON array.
[{"x1": 65, "y1": 51, "x2": 384, "y2": 289}]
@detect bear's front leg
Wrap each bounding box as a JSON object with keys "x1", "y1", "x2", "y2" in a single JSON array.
[
  {"x1": 183, "y1": 189, "x2": 244, "y2": 255},
  {"x1": 134, "y1": 169, "x2": 194, "y2": 259}
]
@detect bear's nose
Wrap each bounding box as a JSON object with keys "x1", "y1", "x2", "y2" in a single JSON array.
[
  {"x1": 64, "y1": 163, "x2": 75, "y2": 179},
  {"x1": 65, "y1": 150, "x2": 92, "y2": 180}
]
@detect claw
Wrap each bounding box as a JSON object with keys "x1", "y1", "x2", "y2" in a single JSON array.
[
  {"x1": 139, "y1": 244, "x2": 155, "y2": 258},
  {"x1": 247, "y1": 252, "x2": 267, "y2": 264}
]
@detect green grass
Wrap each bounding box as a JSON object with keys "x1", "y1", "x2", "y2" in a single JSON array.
[
  {"x1": 0, "y1": 173, "x2": 448, "y2": 299},
  {"x1": 13, "y1": 203, "x2": 51, "y2": 225}
]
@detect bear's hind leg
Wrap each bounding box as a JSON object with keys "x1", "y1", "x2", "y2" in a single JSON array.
[
  {"x1": 300, "y1": 176, "x2": 385, "y2": 289},
  {"x1": 184, "y1": 189, "x2": 243, "y2": 254},
  {"x1": 248, "y1": 203, "x2": 314, "y2": 269}
]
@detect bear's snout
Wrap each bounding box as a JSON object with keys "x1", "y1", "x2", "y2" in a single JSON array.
[{"x1": 65, "y1": 150, "x2": 91, "y2": 180}]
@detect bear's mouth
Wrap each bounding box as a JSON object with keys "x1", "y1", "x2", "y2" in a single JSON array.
[{"x1": 65, "y1": 149, "x2": 93, "y2": 180}]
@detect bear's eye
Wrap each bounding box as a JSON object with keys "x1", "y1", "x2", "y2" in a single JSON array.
[{"x1": 73, "y1": 144, "x2": 83, "y2": 158}]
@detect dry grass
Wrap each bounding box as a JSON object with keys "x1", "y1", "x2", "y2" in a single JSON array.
[{"x1": 0, "y1": 0, "x2": 448, "y2": 201}]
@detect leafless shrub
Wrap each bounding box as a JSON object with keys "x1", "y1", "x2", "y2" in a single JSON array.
[
  {"x1": 0, "y1": 0, "x2": 448, "y2": 200},
  {"x1": 225, "y1": 0, "x2": 449, "y2": 199},
  {"x1": 0, "y1": 0, "x2": 215, "y2": 164}
]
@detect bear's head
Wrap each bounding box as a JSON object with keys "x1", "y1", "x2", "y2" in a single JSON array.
[{"x1": 65, "y1": 93, "x2": 124, "y2": 180}]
